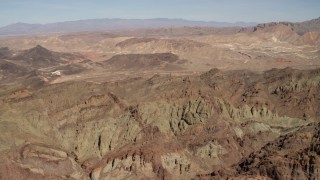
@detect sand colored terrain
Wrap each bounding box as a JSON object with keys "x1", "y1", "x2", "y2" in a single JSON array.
[{"x1": 0, "y1": 20, "x2": 320, "y2": 179}]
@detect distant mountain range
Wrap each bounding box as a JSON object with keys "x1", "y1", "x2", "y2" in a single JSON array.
[
  {"x1": 0, "y1": 18, "x2": 257, "y2": 36},
  {"x1": 0, "y1": 17, "x2": 319, "y2": 37}
]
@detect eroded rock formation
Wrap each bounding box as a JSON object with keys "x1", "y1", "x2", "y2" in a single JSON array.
[{"x1": 0, "y1": 68, "x2": 319, "y2": 179}]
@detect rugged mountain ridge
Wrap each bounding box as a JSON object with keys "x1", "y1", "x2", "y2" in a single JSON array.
[
  {"x1": 0, "y1": 67, "x2": 319, "y2": 179},
  {"x1": 239, "y1": 21, "x2": 320, "y2": 45},
  {"x1": 240, "y1": 17, "x2": 320, "y2": 35}
]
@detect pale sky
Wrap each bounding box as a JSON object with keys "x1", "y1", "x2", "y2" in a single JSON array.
[{"x1": 0, "y1": 0, "x2": 319, "y2": 27}]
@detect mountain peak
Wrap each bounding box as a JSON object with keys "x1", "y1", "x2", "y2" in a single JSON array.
[
  {"x1": 11, "y1": 45, "x2": 67, "y2": 68},
  {"x1": 28, "y1": 45, "x2": 51, "y2": 55}
]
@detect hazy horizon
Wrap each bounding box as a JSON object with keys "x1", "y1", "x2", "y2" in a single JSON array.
[
  {"x1": 1, "y1": 17, "x2": 259, "y2": 27},
  {"x1": 1, "y1": 0, "x2": 320, "y2": 27}
]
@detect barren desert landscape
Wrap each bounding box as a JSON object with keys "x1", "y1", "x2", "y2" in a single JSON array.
[{"x1": 1, "y1": 1, "x2": 320, "y2": 180}]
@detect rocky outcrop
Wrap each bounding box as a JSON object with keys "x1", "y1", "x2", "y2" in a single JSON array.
[
  {"x1": 234, "y1": 123, "x2": 320, "y2": 179},
  {"x1": 0, "y1": 144, "x2": 85, "y2": 179},
  {"x1": 169, "y1": 98, "x2": 213, "y2": 134},
  {"x1": 90, "y1": 153, "x2": 156, "y2": 180}
]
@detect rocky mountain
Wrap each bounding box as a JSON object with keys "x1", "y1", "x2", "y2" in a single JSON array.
[
  {"x1": 292, "y1": 17, "x2": 320, "y2": 35},
  {"x1": 240, "y1": 17, "x2": 320, "y2": 35},
  {"x1": 237, "y1": 17, "x2": 320, "y2": 45},
  {"x1": 0, "y1": 67, "x2": 319, "y2": 179},
  {"x1": 0, "y1": 18, "x2": 257, "y2": 36},
  {"x1": 12, "y1": 45, "x2": 86, "y2": 68},
  {"x1": 12, "y1": 45, "x2": 62, "y2": 67},
  {"x1": 0, "y1": 46, "x2": 94, "y2": 87}
]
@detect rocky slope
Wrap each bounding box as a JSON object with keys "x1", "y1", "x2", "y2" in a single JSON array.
[
  {"x1": 239, "y1": 17, "x2": 320, "y2": 45},
  {"x1": 236, "y1": 122, "x2": 320, "y2": 179},
  {"x1": 0, "y1": 67, "x2": 319, "y2": 179}
]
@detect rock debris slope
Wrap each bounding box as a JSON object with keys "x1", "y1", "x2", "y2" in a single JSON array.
[{"x1": 0, "y1": 67, "x2": 319, "y2": 179}]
